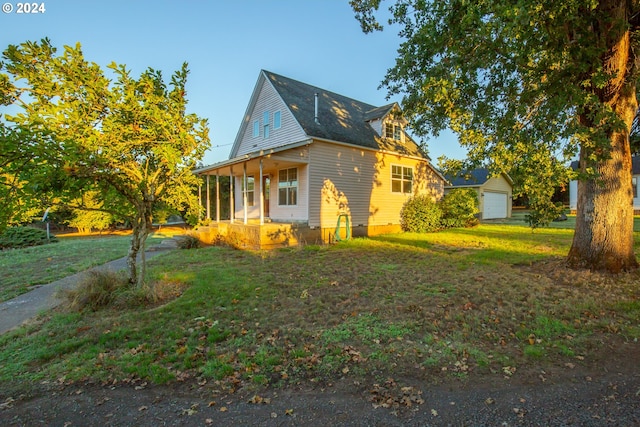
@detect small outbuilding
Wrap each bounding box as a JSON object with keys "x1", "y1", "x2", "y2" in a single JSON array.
[{"x1": 445, "y1": 168, "x2": 513, "y2": 220}]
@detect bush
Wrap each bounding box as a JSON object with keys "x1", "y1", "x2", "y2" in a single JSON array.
[
  {"x1": 65, "y1": 270, "x2": 129, "y2": 311},
  {"x1": 64, "y1": 270, "x2": 185, "y2": 311},
  {"x1": 0, "y1": 226, "x2": 58, "y2": 249},
  {"x1": 176, "y1": 234, "x2": 201, "y2": 249},
  {"x1": 400, "y1": 195, "x2": 442, "y2": 233},
  {"x1": 439, "y1": 189, "x2": 480, "y2": 229}
]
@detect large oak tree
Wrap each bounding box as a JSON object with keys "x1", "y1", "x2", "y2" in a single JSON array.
[
  {"x1": 352, "y1": 0, "x2": 640, "y2": 272},
  {"x1": 1, "y1": 39, "x2": 209, "y2": 286}
]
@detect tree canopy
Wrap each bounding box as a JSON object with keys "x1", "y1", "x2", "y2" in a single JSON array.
[
  {"x1": 352, "y1": 0, "x2": 640, "y2": 272},
  {"x1": 1, "y1": 39, "x2": 210, "y2": 285}
]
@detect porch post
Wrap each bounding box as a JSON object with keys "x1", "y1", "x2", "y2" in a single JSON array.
[
  {"x1": 243, "y1": 162, "x2": 248, "y2": 225},
  {"x1": 198, "y1": 180, "x2": 202, "y2": 219},
  {"x1": 259, "y1": 157, "x2": 264, "y2": 225},
  {"x1": 206, "y1": 175, "x2": 211, "y2": 220},
  {"x1": 229, "y1": 166, "x2": 234, "y2": 224},
  {"x1": 216, "y1": 171, "x2": 220, "y2": 223}
]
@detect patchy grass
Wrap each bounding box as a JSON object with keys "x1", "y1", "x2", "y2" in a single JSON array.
[
  {"x1": 0, "y1": 232, "x2": 170, "y2": 303},
  {"x1": 1, "y1": 225, "x2": 639, "y2": 396}
]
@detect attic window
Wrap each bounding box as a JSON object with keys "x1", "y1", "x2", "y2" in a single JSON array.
[
  {"x1": 274, "y1": 110, "x2": 281, "y2": 129},
  {"x1": 385, "y1": 123, "x2": 402, "y2": 141},
  {"x1": 263, "y1": 111, "x2": 270, "y2": 138},
  {"x1": 253, "y1": 120, "x2": 260, "y2": 138}
]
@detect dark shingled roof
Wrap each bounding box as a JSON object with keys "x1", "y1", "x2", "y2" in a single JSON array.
[
  {"x1": 445, "y1": 168, "x2": 491, "y2": 187},
  {"x1": 263, "y1": 70, "x2": 428, "y2": 159}
]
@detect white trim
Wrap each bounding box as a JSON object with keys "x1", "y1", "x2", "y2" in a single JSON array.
[{"x1": 390, "y1": 163, "x2": 414, "y2": 194}]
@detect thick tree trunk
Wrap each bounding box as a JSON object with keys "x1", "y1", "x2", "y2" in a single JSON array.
[
  {"x1": 568, "y1": 0, "x2": 638, "y2": 272},
  {"x1": 568, "y1": 128, "x2": 637, "y2": 272}
]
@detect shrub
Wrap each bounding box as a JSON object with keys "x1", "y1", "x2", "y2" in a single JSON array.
[
  {"x1": 0, "y1": 226, "x2": 58, "y2": 249},
  {"x1": 176, "y1": 234, "x2": 201, "y2": 249},
  {"x1": 65, "y1": 270, "x2": 129, "y2": 311},
  {"x1": 400, "y1": 195, "x2": 442, "y2": 233},
  {"x1": 65, "y1": 270, "x2": 185, "y2": 311},
  {"x1": 439, "y1": 189, "x2": 480, "y2": 229}
]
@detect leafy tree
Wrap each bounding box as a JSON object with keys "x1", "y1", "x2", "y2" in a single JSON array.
[
  {"x1": 67, "y1": 191, "x2": 114, "y2": 233},
  {"x1": 1, "y1": 39, "x2": 209, "y2": 286},
  {"x1": 439, "y1": 188, "x2": 479, "y2": 228},
  {"x1": 352, "y1": 0, "x2": 640, "y2": 272}
]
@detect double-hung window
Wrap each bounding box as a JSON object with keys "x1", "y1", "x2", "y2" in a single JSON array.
[
  {"x1": 253, "y1": 120, "x2": 260, "y2": 138},
  {"x1": 391, "y1": 165, "x2": 413, "y2": 194},
  {"x1": 385, "y1": 122, "x2": 402, "y2": 141},
  {"x1": 263, "y1": 111, "x2": 270, "y2": 139},
  {"x1": 243, "y1": 176, "x2": 255, "y2": 207},
  {"x1": 273, "y1": 110, "x2": 281, "y2": 129},
  {"x1": 278, "y1": 168, "x2": 297, "y2": 206}
]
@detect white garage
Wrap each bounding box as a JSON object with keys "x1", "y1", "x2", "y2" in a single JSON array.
[{"x1": 444, "y1": 168, "x2": 513, "y2": 220}]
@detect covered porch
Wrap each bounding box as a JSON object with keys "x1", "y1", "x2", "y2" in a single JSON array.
[{"x1": 194, "y1": 142, "x2": 313, "y2": 249}]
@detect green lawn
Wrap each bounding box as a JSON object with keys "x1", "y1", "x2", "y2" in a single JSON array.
[
  {"x1": 1, "y1": 224, "x2": 639, "y2": 396},
  {"x1": 0, "y1": 233, "x2": 168, "y2": 302}
]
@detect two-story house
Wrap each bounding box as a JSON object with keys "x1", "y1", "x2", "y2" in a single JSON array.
[{"x1": 195, "y1": 70, "x2": 446, "y2": 248}]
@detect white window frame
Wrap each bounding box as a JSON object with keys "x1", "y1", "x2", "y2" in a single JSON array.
[
  {"x1": 278, "y1": 167, "x2": 298, "y2": 206},
  {"x1": 253, "y1": 120, "x2": 260, "y2": 138},
  {"x1": 385, "y1": 122, "x2": 402, "y2": 141},
  {"x1": 263, "y1": 111, "x2": 270, "y2": 139},
  {"x1": 273, "y1": 110, "x2": 281, "y2": 130},
  {"x1": 243, "y1": 175, "x2": 255, "y2": 207},
  {"x1": 391, "y1": 164, "x2": 413, "y2": 194}
]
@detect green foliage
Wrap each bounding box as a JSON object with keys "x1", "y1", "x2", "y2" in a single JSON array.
[
  {"x1": 439, "y1": 189, "x2": 479, "y2": 229},
  {"x1": 0, "y1": 226, "x2": 57, "y2": 249},
  {"x1": 525, "y1": 202, "x2": 565, "y2": 230},
  {"x1": 351, "y1": 0, "x2": 640, "y2": 270},
  {"x1": 399, "y1": 194, "x2": 442, "y2": 232},
  {"x1": 1, "y1": 39, "x2": 210, "y2": 286},
  {"x1": 67, "y1": 191, "x2": 114, "y2": 233}
]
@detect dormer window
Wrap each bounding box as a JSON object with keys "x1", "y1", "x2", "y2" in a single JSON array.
[{"x1": 385, "y1": 122, "x2": 402, "y2": 141}]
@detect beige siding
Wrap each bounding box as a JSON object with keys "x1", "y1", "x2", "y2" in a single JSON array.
[
  {"x1": 482, "y1": 175, "x2": 512, "y2": 194},
  {"x1": 308, "y1": 141, "x2": 444, "y2": 228},
  {"x1": 235, "y1": 78, "x2": 306, "y2": 157}
]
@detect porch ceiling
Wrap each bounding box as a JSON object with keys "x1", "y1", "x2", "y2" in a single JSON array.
[{"x1": 198, "y1": 154, "x2": 308, "y2": 176}]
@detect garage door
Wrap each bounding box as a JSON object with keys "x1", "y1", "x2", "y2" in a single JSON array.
[{"x1": 483, "y1": 192, "x2": 508, "y2": 219}]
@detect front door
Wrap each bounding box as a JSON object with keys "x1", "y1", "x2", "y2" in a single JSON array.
[{"x1": 262, "y1": 175, "x2": 270, "y2": 218}]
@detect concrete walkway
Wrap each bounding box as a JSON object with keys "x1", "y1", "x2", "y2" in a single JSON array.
[{"x1": 0, "y1": 239, "x2": 178, "y2": 335}]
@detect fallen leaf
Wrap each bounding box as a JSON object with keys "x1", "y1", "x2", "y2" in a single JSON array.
[
  {"x1": 285, "y1": 408, "x2": 294, "y2": 416},
  {"x1": 220, "y1": 406, "x2": 228, "y2": 412},
  {"x1": 431, "y1": 409, "x2": 439, "y2": 417},
  {"x1": 138, "y1": 406, "x2": 148, "y2": 411}
]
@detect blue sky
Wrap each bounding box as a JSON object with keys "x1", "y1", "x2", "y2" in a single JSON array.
[{"x1": 1, "y1": 0, "x2": 464, "y2": 165}]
